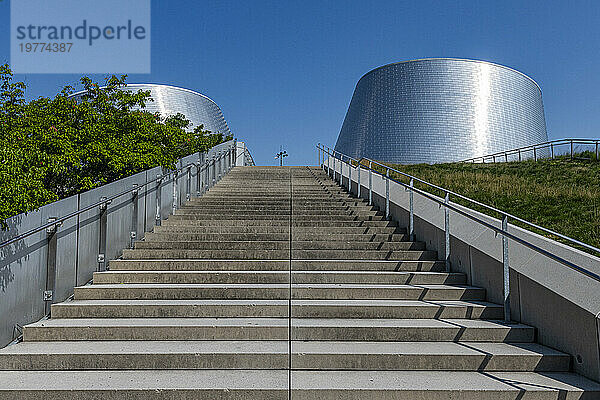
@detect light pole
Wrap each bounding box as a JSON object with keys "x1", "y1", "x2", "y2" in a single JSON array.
[{"x1": 275, "y1": 148, "x2": 288, "y2": 166}]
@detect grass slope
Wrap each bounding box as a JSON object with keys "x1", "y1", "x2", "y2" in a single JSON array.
[{"x1": 379, "y1": 157, "x2": 600, "y2": 255}]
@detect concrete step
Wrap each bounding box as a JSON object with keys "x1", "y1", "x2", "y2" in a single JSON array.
[
  {"x1": 23, "y1": 318, "x2": 534, "y2": 342},
  {"x1": 108, "y1": 259, "x2": 446, "y2": 272},
  {"x1": 2, "y1": 369, "x2": 598, "y2": 399},
  {"x1": 189, "y1": 200, "x2": 370, "y2": 207},
  {"x1": 0, "y1": 341, "x2": 569, "y2": 372},
  {"x1": 51, "y1": 299, "x2": 503, "y2": 319},
  {"x1": 144, "y1": 232, "x2": 411, "y2": 242},
  {"x1": 73, "y1": 283, "x2": 485, "y2": 301},
  {"x1": 153, "y1": 225, "x2": 404, "y2": 234},
  {"x1": 161, "y1": 219, "x2": 397, "y2": 227},
  {"x1": 181, "y1": 204, "x2": 374, "y2": 211},
  {"x1": 93, "y1": 270, "x2": 466, "y2": 285},
  {"x1": 195, "y1": 197, "x2": 365, "y2": 201},
  {"x1": 174, "y1": 209, "x2": 382, "y2": 217},
  {"x1": 133, "y1": 240, "x2": 426, "y2": 251},
  {"x1": 121, "y1": 249, "x2": 437, "y2": 260},
  {"x1": 167, "y1": 214, "x2": 387, "y2": 221}
]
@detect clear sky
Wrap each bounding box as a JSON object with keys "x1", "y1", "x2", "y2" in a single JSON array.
[{"x1": 1, "y1": 0, "x2": 599, "y2": 165}]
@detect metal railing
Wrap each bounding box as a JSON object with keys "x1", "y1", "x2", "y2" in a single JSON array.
[
  {"x1": 317, "y1": 143, "x2": 600, "y2": 323},
  {"x1": 0, "y1": 140, "x2": 239, "y2": 341},
  {"x1": 243, "y1": 147, "x2": 256, "y2": 166},
  {"x1": 461, "y1": 138, "x2": 600, "y2": 164}
]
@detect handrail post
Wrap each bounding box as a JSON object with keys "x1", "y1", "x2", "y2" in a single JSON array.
[
  {"x1": 204, "y1": 160, "x2": 209, "y2": 191},
  {"x1": 207, "y1": 158, "x2": 212, "y2": 191},
  {"x1": 218, "y1": 152, "x2": 223, "y2": 181},
  {"x1": 331, "y1": 153, "x2": 335, "y2": 179},
  {"x1": 197, "y1": 163, "x2": 203, "y2": 196},
  {"x1": 518, "y1": 150, "x2": 521, "y2": 162},
  {"x1": 551, "y1": 143, "x2": 554, "y2": 159},
  {"x1": 172, "y1": 170, "x2": 178, "y2": 215},
  {"x1": 570, "y1": 140, "x2": 574, "y2": 159},
  {"x1": 211, "y1": 156, "x2": 216, "y2": 187},
  {"x1": 596, "y1": 141, "x2": 599, "y2": 161},
  {"x1": 502, "y1": 215, "x2": 511, "y2": 323},
  {"x1": 339, "y1": 154, "x2": 343, "y2": 185},
  {"x1": 409, "y1": 178, "x2": 414, "y2": 241},
  {"x1": 385, "y1": 168, "x2": 390, "y2": 219},
  {"x1": 220, "y1": 151, "x2": 224, "y2": 179},
  {"x1": 318, "y1": 147, "x2": 321, "y2": 167},
  {"x1": 44, "y1": 217, "x2": 60, "y2": 315},
  {"x1": 357, "y1": 163, "x2": 361, "y2": 199},
  {"x1": 186, "y1": 166, "x2": 191, "y2": 201},
  {"x1": 130, "y1": 184, "x2": 139, "y2": 249},
  {"x1": 348, "y1": 159, "x2": 352, "y2": 192},
  {"x1": 504, "y1": 152, "x2": 508, "y2": 162},
  {"x1": 368, "y1": 161, "x2": 373, "y2": 205},
  {"x1": 444, "y1": 192, "x2": 450, "y2": 272},
  {"x1": 155, "y1": 175, "x2": 162, "y2": 226},
  {"x1": 533, "y1": 147, "x2": 537, "y2": 162},
  {"x1": 98, "y1": 197, "x2": 110, "y2": 272}
]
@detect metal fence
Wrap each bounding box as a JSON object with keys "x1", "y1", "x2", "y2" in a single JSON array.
[
  {"x1": 461, "y1": 138, "x2": 600, "y2": 163},
  {"x1": 317, "y1": 143, "x2": 600, "y2": 323},
  {"x1": 0, "y1": 140, "x2": 245, "y2": 348}
]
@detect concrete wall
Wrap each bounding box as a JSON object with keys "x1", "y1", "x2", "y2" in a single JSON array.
[
  {"x1": 0, "y1": 140, "x2": 241, "y2": 348},
  {"x1": 325, "y1": 156, "x2": 600, "y2": 382}
]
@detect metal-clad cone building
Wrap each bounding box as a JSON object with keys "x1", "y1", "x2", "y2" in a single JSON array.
[
  {"x1": 334, "y1": 58, "x2": 548, "y2": 164},
  {"x1": 72, "y1": 84, "x2": 232, "y2": 137}
]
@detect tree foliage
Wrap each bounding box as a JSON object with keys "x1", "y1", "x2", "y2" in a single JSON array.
[{"x1": 0, "y1": 65, "x2": 230, "y2": 228}]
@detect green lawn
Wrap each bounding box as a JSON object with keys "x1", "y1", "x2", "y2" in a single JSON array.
[{"x1": 375, "y1": 156, "x2": 600, "y2": 256}]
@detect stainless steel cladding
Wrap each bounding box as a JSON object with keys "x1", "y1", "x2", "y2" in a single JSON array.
[
  {"x1": 72, "y1": 84, "x2": 232, "y2": 136},
  {"x1": 334, "y1": 59, "x2": 548, "y2": 164}
]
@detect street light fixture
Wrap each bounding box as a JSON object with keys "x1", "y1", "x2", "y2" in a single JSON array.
[{"x1": 275, "y1": 148, "x2": 288, "y2": 166}]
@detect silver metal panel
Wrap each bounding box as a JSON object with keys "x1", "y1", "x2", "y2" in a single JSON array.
[
  {"x1": 104, "y1": 173, "x2": 146, "y2": 263},
  {"x1": 144, "y1": 167, "x2": 162, "y2": 232},
  {"x1": 179, "y1": 153, "x2": 199, "y2": 203},
  {"x1": 40, "y1": 195, "x2": 78, "y2": 302},
  {"x1": 160, "y1": 171, "x2": 174, "y2": 221},
  {"x1": 335, "y1": 58, "x2": 548, "y2": 164},
  {"x1": 0, "y1": 209, "x2": 45, "y2": 347},
  {"x1": 76, "y1": 187, "x2": 105, "y2": 284},
  {"x1": 132, "y1": 170, "x2": 148, "y2": 242}
]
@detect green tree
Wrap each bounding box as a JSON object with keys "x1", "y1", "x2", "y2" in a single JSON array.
[{"x1": 0, "y1": 64, "x2": 227, "y2": 228}]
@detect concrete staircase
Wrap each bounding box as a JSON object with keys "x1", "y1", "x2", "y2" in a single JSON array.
[{"x1": 1, "y1": 166, "x2": 598, "y2": 398}]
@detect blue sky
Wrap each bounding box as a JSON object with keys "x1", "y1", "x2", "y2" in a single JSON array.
[{"x1": 1, "y1": 0, "x2": 599, "y2": 165}]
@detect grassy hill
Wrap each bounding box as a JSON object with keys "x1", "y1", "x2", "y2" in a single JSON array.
[{"x1": 377, "y1": 157, "x2": 600, "y2": 256}]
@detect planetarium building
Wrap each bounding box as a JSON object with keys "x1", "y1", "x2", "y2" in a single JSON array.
[
  {"x1": 72, "y1": 84, "x2": 232, "y2": 137},
  {"x1": 334, "y1": 59, "x2": 548, "y2": 164}
]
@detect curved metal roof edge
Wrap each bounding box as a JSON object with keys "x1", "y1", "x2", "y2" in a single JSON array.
[
  {"x1": 357, "y1": 58, "x2": 542, "y2": 93},
  {"x1": 70, "y1": 83, "x2": 223, "y2": 109}
]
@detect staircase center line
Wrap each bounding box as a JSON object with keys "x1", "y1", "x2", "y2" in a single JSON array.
[{"x1": 288, "y1": 167, "x2": 293, "y2": 400}]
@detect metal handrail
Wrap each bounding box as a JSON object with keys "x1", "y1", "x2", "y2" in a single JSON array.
[
  {"x1": 317, "y1": 143, "x2": 600, "y2": 322},
  {"x1": 244, "y1": 148, "x2": 256, "y2": 166},
  {"x1": 319, "y1": 143, "x2": 600, "y2": 255},
  {"x1": 460, "y1": 138, "x2": 600, "y2": 163},
  {"x1": 0, "y1": 142, "x2": 235, "y2": 250}
]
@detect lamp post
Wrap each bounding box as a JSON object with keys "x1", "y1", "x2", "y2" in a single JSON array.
[{"x1": 275, "y1": 148, "x2": 288, "y2": 166}]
